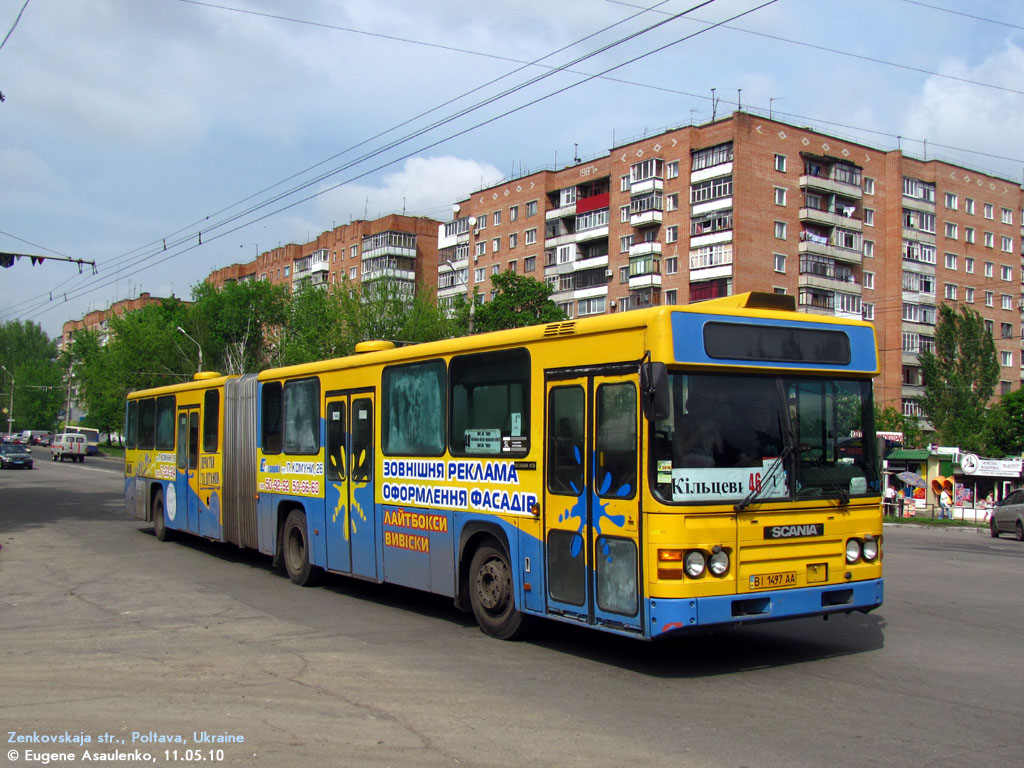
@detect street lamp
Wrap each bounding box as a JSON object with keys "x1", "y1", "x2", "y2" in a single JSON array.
[
  {"x1": 176, "y1": 327, "x2": 203, "y2": 374},
  {"x1": 443, "y1": 259, "x2": 474, "y2": 334},
  {"x1": 0, "y1": 364, "x2": 13, "y2": 435}
]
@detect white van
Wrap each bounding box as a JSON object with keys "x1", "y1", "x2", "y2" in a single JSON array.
[{"x1": 51, "y1": 433, "x2": 87, "y2": 463}]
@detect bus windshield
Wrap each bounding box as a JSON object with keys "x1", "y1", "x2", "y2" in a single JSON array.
[{"x1": 650, "y1": 372, "x2": 878, "y2": 505}]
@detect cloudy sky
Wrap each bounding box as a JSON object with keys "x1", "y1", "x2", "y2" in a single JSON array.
[{"x1": 1, "y1": 0, "x2": 1022, "y2": 338}]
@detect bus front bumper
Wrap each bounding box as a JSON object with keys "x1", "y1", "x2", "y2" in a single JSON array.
[{"x1": 648, "y1": 578, "x2": 884, "y2": 638}]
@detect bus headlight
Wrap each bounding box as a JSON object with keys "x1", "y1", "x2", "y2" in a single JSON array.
[
  {"x1": 684, "y1": 550, "x2": 706, "y2": 578},
  {"x1": 708, "y1": 548, "x2": 730, "y2": 577},
  {"x1": 862, "y1": 537, "x2": 879, "y2": 562},
  {"x1": 845, "y1": 538, "x2": 862, "y2": 564}
]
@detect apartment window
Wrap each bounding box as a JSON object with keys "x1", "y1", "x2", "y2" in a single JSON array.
[
  {"x1": 965, "y1": 227, "x2": 975, "y2": 244},
  {"x1": 985, "y1": 290, "x2": 994, "y2": 307},
  {"x1": 944, "y1": 283, "x2": 958, "y2": 300},
  {"x1": 477, "y1": 213, "x2": 488, "y2": 230},
  {"x1": 523, "y1": 228, "x2": 536, "y2": 246},
  {"x1": 691, "y1": 143, "x2": 732, "y2": 171},
  {"x1": 774, "y1": 154, "x2": 786, "y2": 172},
  {"x1": 509, "y1": 205, "x2": 519, "y2": 222},
  {"x1": 1001, "y1": 236, "x2": 1013, "y2": 253},
  {"x1": 862, "y1": 303, "x2": 874, "y2": 320},
  {"x1": 774, "y1": 187, "x2": 787, "y2": 206},
  {"x1": 965, "y1": 198, "x2": 975, "y2": 215},
  {"x1": 620, "y1": 205, "x2": 630, "y2": 223},
  {"x1": 1002, "y1": 322, "x2": 1013, "y2": 339},
  {"x1": 493, "y1": 210, "x2": 501, "y2": 226},
  {"x1": 475, "y1": 242, "x2": 486, "y2": 257},
  {"x1": 509, "y1": 233, "x2": 518, "y2": 249},
  {"x1": 492, "y1": 264, "x2": 500, "y2": 275},
  {"x1": 349, "y1": 266, "x2": 357, "y2": 279},
  {"x1": 985, "y1": 319, "x2": 994, "y2": 334},
  {"x1": 665, "y1": 225, "x2": 679, "y2": 243},
  {"x1": 1001, "y1": 351, "x2": 1013, "y2": 367},
  {"x1": 945, "y1": 192, "x2": 958, "y2": 210},
  {"x1": 666, "y1": 193, "x2": 679, "y2": 212},
  {"x1": 944, "y1": 222, "x2": 958, "y2": 239},
  {"x1": 985, "y1": 232, "x2": 994, "y2": 248},
  {"x1": 620, "y1": 175, "x2": 630, "y2": 192},
  {"x1": 985, "y1": 262, "x2": 994, "y2": 278},
  {"x1": 1003, "y1": 294, "x2": 1013, "y2": 310},
  {"x1": 619, "y1": 266, "x2": 629, "y2": 283},
  {"x1": 863, "y1": 177, "x2": 875, "y2": 195},
  {"x1": 620, "y1": 235, "x2": 634, "y2": 253},
  {"x1": 1002, "y1": 381, "x2": 1013, "y2": 396},
  {"x1": 666, "y1": 289, "x2": 677, "y2": 304},
  {"x1": 864, "y1": 240, "x2": 874, "y2": 258},
  {"x1": 523, "y1": 255, "x2": 535, "y2": 272},
  {"x1": 283, "y1": 266, "x2": 290, "y2": 277},
  {"x1": 984, "y1": 203, "x2": 994, "y2": 220},
  {"x1": 632, "y1": 158, "x2": 664, "y2": 182},
  {"x1": 690, "y1": 176, "x2": 733, "y2": 203},
  {"x1": 945, "y1": 253, "x2": 957, "y2": 270},
  {"x1": 864, "y1": 208, "x2": 874, "y2": 226},
  {"x1": 774, "y1": 253, "x2": 786, "y2": 273},
  {"x1": 666, "y1": 160, "x2": 679, "y2": 179},
  {"x1": 965, "y1": 287, "x2": 974, "y2": 303},
  {"x1": 578, "y1": 297, "x2": 605, "y2": 316},
  {"x1": 474, "y1": 267, "x2": 485, "y2": 282},
  {"x1": 904, "y1": 209, "x2": 936, "y2": 233},
  {"x1": 492, "y1": 238, "x2": 500, "y2": 253},
  {"x1": 864, "y1": 271, "x2": 874, "y2": 289},
  {"x1": 665, "y1": 256, "x2": 678, "y2": 274},
  {"x1": 1002, "y1": 265, "x2": 1013, "y2": 281},
  {"x1": 774, "y1": 221, "x2": 787, "y2": 240},
  {"x1": 1002, "y1": 207, "x2": 1014, "y2": 225},
  {"x1": 903, "y1": 177, "x2": 936, "y2": 202},
  {"x1": 526, "y1": 200, "x2": 537, "y2": 217}
]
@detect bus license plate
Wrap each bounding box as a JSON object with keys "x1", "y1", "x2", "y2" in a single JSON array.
[{"x1": 749, "y1": 571, "x2": 797, "y2": 590}]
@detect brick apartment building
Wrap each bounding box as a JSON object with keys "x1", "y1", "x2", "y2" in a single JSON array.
[
  {"x1": 206, "y1": 214, "x2": 440, "y2": 297},
  {"x1": 437, "y1": 110, "x2": 1024, "y2": 413},
  {"x1": 59, "y1": 292, "x2": 181, "y2": 350}
]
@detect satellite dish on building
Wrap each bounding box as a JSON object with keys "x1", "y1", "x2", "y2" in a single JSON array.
[
  {"x1": 468, "y1": 216, "x2": 477, "y2": 227},
  {"x1": 452, "y1": 204, "x2": 461, "y2": 214}
]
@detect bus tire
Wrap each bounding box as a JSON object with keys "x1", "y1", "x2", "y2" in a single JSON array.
[
  {"x1": 468, "y1": 543, "x2": 529, "y2": 640},
  {"x1": 283, "y1": 509, "x2": 321, "y2": 586},
  {"x1": 152, "y1": 490, "x2": 172, "y2": 542}
]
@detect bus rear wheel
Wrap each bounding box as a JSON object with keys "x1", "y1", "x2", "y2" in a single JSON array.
[
  {"x1": 152, "y1": 490, "x2": 172, "y2": 542},
  {"x1": 468, "y1": 543, "x2": 529, "y2": 640},
  {"x1": 282, "y1": 509, "x2": 321, "y2": 586}
]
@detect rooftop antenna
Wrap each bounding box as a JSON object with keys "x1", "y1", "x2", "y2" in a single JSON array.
[
  {"x1": 574, "y1": 143, "x2": 580, "y2": 164},
  {"x1": 737, "y1": 88, "x2": 742, "y2": 111},
  {"x1": 923, "y1": 139, "x2": 928, "y2": 161},
  {"x1": 769, "y1": 96, "x2": 784, "y2": 120},
  {"x1": 711, "y1": 88, "x2": 717, "y2": 120}
]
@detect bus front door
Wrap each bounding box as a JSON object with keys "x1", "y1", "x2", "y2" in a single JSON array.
[
  {"x1": 175, "y1": 408, "x2": 200, "y2": 534},
  {"x1": 324, "y1": 392, "x2": 378, "y2": 580},
  {"x1": 544, "y1": 373, "x2": 642, "y2": 632}
]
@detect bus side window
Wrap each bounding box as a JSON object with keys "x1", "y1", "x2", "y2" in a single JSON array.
[
  {"x1": 155, "y1": 395, "x2": 176, "y2": 451},
  {"x1": 125, "y1": 400, "x2": 138, "y2": 450},
  {"x1": 262, "y1": 382, "x2": 283, "y2": 454},
  {"x1": 203, "y1": 389, "x2": 219, "y2": 453},
  {"x1": 283, "y1": 378, "x2": 320, "y2": 455},
  {"x1": 138, "y1": 398, "x2": 156, "y2": 450},
  {"x1": 351, "y1": 398, "x2": 373, "y2": 482},
  {"x1": 548, "y1": 386, "x2": 584, "y2": 496},
  {"x1": 449, "y1": 348, "x2": 529, "y2": 456}
]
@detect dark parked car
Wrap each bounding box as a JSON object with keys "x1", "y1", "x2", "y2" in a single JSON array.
[
  {"x1": 990, "y1": 490, "x2": 1024, "y2": 541},
  {"x1": 0, "y1": 442, "x2": 33, "y2": 469}
]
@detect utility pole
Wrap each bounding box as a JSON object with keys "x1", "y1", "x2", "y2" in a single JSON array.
[{"x1": 0, "y1": 365, "x2": 12, "y2": 435}]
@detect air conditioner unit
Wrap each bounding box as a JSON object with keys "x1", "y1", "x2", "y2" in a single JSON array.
[
  {"x1": 473, "y1": 255, "x2": 479, "y2": 263},
  {"x1": 605, "y1": 269, "x2": 613, "y2": 278}
]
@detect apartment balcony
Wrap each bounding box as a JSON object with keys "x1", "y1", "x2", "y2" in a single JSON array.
[
  {"x1": 691, "y1": 197, "x2": 732, "y2": 217},
  {"x1": 630, "y1": 210, "x2": 662, "y2": 228},
  {"x1": 629, "y1": 178, "x2": 663, "y2": 196},
  {"x1": 629, "y1": 241, "x2": 662, "y2": 258},
  {"x1": 628, "y1": 273, "x2": 662, "y2": 290},
  {"x1": 545, "y1": 203, "x2": 577, "y2": 221},
  {"x1": 690, "y1": 230, "x2": 733, "y2": 249},
  {"x1": 575, "y1": 225, "x2": 609, "y2": 243},
  {"x1": 362, "y1": 243, "x2": 416, "y2": 261},
  {"x1": 799, "y1": 173, "x2": 863, "y2": 199},
  {"x1": 902, "y1": 227, "x2": 936, "y2": 245},
  {"x1": 799, "y1": 207, "x2": 862, "y2": 230},
  {"x1": 690, "y1": 163, "x2": 733, "y2": 184},
  {"x1": 902, "y1": 196, "x2": 935, "y2": 213},
  {"x1": 799, "y1": 272, "x2": 862, "y2": 294},
  {"x1": 363, "y1": 267, "x2": 416, "y2": 283},
  {"x1": 798, "y1": 236, "x2": 863, "y2": 264},
  {"x1": 572, "y1": 285, "x2": 609, "y2": 300}
]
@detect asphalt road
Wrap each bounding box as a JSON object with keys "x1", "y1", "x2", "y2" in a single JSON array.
[{"x1": 1, "y1": 454, "x2": 1023, "y2": 768}]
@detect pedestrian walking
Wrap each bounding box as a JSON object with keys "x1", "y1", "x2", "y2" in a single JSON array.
[
  {"x1": 884, "y1": 484, "x2": 896, "y2": 517},
  {"x1": 897, "y1": 487, "x2": 905, "y2": 518},
  {"x1": 939, "y1": 487, "x2": 952, "y2": 519}
]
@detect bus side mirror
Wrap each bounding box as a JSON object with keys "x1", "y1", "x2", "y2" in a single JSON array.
[{"x1": 640, "y1": 361, "x2": 669, "y2": 422}]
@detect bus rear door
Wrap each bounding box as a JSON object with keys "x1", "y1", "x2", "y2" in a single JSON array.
[
  {"x1": 175, "y1": 408, "x2": 200, "y2": 534},
  {"x1": 544, "y1": 370, "x2": 642, "y2": 633}
]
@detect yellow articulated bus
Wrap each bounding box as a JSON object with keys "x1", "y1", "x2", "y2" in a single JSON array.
[{"x1": 126, "y1": 293, "x2": 883, "y2": 640}]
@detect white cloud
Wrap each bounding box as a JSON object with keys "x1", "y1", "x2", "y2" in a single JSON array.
[
  {"x1": 900, "y1": 42, "x2": 1024, "y2": 173},
  {"x1": 311, "y1": 155, "x2": 504, "y2": 227}
]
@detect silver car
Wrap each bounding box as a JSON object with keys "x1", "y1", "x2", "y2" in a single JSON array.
[{"x1": 990, "y1": 489, "x2": 1024, "y2": 541}]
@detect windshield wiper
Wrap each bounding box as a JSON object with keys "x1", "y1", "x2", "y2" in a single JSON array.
[
  {"x1": 734, "y1": 443, "x2": 793, "y2": 512},
  {"x1": 795, "y1": 444, "x2": 850, "y2": 506}
]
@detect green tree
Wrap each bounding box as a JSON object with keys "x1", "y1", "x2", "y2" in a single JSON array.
[
  {"x1": 65, "y1": 329, "x2": 125, "y2": 443},
  {"x1": 278, "y1": 281, "x2": 348, "y2": 366},
  {"x1": 106, "y1": 298, "x2": 193, "y2": 391},
  {"x1": 467, "y1": 271, "x2": 565, "y2": 334},
  {"x1": 336, "y1": 278, "x2": 455, "y2": 350},
  {"x1": 875, "y1": 404, "x2": 924, "y2": 448},
  {"x1": 917, "y1": 305, "x2": 998, "y2": 452},
  {"x1": 0, "y1": 320, "x2": 63, "y2": 432},
  {"x1": 983, "y1": 387, "x2": 1024, "y2": 455},
  {"x1": 187, "y1": 280, "x2": 290, "y2": 374}
]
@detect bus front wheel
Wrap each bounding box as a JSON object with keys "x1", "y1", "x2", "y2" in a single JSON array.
[
  {"x1": 468, "y1": 543, "x2": 529, "y2": 640},
  {"x1": 282, "y1": 510, "x2": 321, "y2": 586}
]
